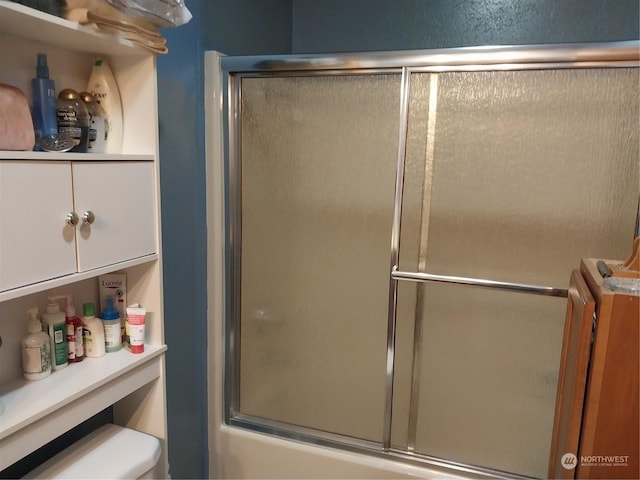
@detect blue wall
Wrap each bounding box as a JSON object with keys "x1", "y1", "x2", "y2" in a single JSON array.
[
  {"x1": 157, "y1": 2, "x2": 207, "y2": 477},
  {"x1": 292, "y1": 0, "x2": 640, "y2": 52},
  {"x1": 157, "y1": 1, "x2": 638, "y2": 478},
  {"x1": 157, "y1": 1, "x2": 290, "y2": 478}
]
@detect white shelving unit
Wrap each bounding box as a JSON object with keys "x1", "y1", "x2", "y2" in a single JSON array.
[{"x1": 0, "y1": 1, "x2": 168, "y2": 476}]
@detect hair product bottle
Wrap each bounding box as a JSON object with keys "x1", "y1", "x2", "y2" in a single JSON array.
[
  {"x1": 31, "y1": 53, "x2": 58, "y2": 150},
  {"x1": 87, "y1": 59, "x2": 123, "y2": 154},
  {"x1": 79, "y1": 91, "x2": 106, "y2": 153},
  {"x1": 56, "y1": 89, "x2": 90, "y2": 153}
]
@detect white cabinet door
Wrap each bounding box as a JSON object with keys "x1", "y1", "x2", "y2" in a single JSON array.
[
  {"x1": 72, "y1": 161, "x2": 157, "y2": 271},
  {"x1": 0, "y1": 161, "x2": 77, "y2": 291}
]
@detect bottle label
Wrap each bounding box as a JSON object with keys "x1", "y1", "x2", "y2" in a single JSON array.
[
  {"x1": 83, "y1": 326, "x2": 94, "y2": 355},
  {"x1": 52, "y1": 324, "x2": 67, "y2": 366},
  {"x1": 75, "y1": 325, "x2": 84, "y2": 358},
  {"x1": 67, "y1": 323, "x2": 76, "y2": 360},
  {"x1": 88, "y1": 116, "x2": 106, "y2": 153},
  {"x1": 56, "y1": 108, "x2": 89, "y2": 152},
  {"x1": 104, "y1": 322, "x2": 121, "y2": 349},
  {"x1": 22, "y1": 344, "x2": 50, "y2": 374}
]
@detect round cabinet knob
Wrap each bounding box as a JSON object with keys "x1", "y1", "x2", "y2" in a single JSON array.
[
  {"x1": 66, "y1": 211, "x2": 79, "y2": 226},
  {"x1": 82, "y1": 210, "x2": 96, "y2": 225}
]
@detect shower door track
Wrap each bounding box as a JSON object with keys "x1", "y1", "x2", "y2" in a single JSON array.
[{"x1": 221, "y1": 41, "x2": 640, "y2": 479}]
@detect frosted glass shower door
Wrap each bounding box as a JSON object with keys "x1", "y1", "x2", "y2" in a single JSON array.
[
  {"x1": 235, "y1": 74, "x2": 401, "y2": 441},
  {"x1": 393, "y1": 69, "x2": 639, "y2": 478}
]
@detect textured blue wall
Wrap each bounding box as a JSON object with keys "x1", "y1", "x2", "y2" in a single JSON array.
[
  {"x1": 157, "y1": 1, "x2": 290, "y2": 478},
  {"x1": 292, "y1": 0, "x2": 640, "y2": 52},
  {"x1": 158, "y1": 1, "x2": 638, "y2": 479},
  {"x1": 157, "y1": 2, "x2": 207, "y2": 477},
  {"x1": 201, "y1": 0, "x2": 292, "y2": 55}
]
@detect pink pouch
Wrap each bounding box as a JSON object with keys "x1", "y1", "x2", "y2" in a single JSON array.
[{"x1": 0, "y1": 83, "x2": 35, "y2": 151}]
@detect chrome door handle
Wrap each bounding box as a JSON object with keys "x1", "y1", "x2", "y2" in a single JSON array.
[
  {"x1": 82, "y1": 210, "x2": 96, "y2": 225},
  {"x1": 66, "y1": 211, "x2": 79, "y2": 227},
  {"x1": 391, "y1": 268, "x2": 568, "y2": 297}
]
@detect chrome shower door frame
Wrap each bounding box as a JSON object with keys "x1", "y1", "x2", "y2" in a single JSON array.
[{"x1": 220, "y1": 41, "x2": 640, "y2": 479}]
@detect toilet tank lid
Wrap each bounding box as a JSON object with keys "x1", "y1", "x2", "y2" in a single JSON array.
[{"x1": 24, "y1": 423, "x2": 161, "y2": 479}]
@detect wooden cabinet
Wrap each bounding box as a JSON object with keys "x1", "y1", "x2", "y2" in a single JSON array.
[
  {"x1": 549, "y1": 258, "x2": 639, "y2": 479},
  {"x1": 0, "y1": 2, "x2": 168, "y2": 477},
  {"x1": 0, "y1": 161, "x2": 156, "y2": 291}
]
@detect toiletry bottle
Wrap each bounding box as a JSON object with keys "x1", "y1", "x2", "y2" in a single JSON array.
[
  {"x1": 126, "y1": 305, "x2": 146, "y2": 354},
  {"x1": 79, "y1": 91, "x2": 106, "y2": 153},
  {"x1": 82, "y1": 302, "x2": 105, "y2": 358},
  {"x1": 31, "y1": 53, "x2": 58, "y2": 150},
  {"x1": 102, "y1": 296, "x2": 122, "y2": 353},
  {"x1": 42, "y1": 298, "x2": 68, "y2": 370},
  {"x1": 56, "y1": 89, "x2": 90, "y2": 153},
  {"x1": 87, "y1": 59, "x2": 123, "y2": 154},
  {"x1": 98, "y1": 273, "x2": 127, "y2": 344},
  {"x1": 64, "y1": 294, "x2": 84, "y2": 362},
  {"x1": 21, "y1": 307, "x2": 51, "y2": 381}
]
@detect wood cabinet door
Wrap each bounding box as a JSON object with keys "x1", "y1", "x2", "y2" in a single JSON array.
[
  {"x1": 577, "y1": 291, "x2": 639, "y2": 479},
  {"x1": 72, "y1": 161, "x2": 157, "y2": 271},
  {"x1": 548, "y1": 269, "x2": 595, "y2": 478},
  {"x1": 0, "y1": 161, "x2": 76, "y2": 291}
]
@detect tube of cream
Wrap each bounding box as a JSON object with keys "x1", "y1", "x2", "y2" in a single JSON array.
[{"x1": 125, "y1": 305, "x2": 146, "y2": 354}]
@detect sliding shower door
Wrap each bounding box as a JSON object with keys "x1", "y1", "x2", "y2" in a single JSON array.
[
  {"x1": 393, "y1": 68, "x2": 640, "y2": 478},
  {"x1": 232, "y1": 73, "x2": 401, "y2": 442},
  {"x1": 222, "y1": 44, "x2": 639, "y2": 479}
]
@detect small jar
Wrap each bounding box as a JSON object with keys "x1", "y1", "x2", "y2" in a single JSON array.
[{"x1": 56, "y1": 88, "x2": 90, "y2": 152}]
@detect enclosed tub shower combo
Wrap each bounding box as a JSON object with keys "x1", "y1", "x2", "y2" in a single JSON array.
[{"x1": 205, "y1": 41, "x2": 639, "y2": 479}]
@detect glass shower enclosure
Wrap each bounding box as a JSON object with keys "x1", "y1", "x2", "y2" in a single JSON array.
[{"x1": 219, "y1": 42, "x2": 639, "y2": 479}]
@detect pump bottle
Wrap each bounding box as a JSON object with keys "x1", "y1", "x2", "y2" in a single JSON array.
[
  {"x1": 21, "y1": 307, "x2": 51, "y2": 381},
  {"x1": 42, "y1": 298, "x2": 68, "y2": 370}
]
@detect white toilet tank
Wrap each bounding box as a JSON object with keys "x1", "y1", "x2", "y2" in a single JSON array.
[{"x1": 24, "y1": 424, "x2": 161, "y2": 479}]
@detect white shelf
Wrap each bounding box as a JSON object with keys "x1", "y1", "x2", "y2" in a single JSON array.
[
  {"x1": 0, "y1": 0, "x2": 145, "y2": 56},
  {"x1": 0, "y1": 1, "x2": 168, "y2": 475},
  {"x1": 0, "y1": 152, "x2": 155, "y2": 161},
  {"x1": 0, "y1": 344, "x2": 167, "y2": 469},
  {"x1": 0, "y1": 254, "x2": 159, "y2": 303}
]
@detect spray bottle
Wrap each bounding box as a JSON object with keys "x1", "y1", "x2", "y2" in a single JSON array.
[
  {"x1": 31, "y1": 53, "x2": 58, "y2": 150},
  {"x1": 21, "y1": 307, "x2": 51, "y2": 380},
  {"x1": 63, "y1": 294, "x2": 84, "y2": 362},
  {"x1": 42, "y1": 297, "x2": 68, "y2": 370}
]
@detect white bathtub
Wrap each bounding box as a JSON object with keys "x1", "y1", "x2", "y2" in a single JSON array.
[{"x1": 210, "y1": 425, "x2": 486, "y2": 480}]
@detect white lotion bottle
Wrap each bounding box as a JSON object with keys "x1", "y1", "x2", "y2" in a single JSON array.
[
  {"x1": 86, "y1": 58, "x2": 122, "y2": 154},
  {"x1": 21, "y1": 307, "x2": 51, "y2": 381},
  {"x1": 82, "y1": 302, "x2": 106, "y2": 358}
]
